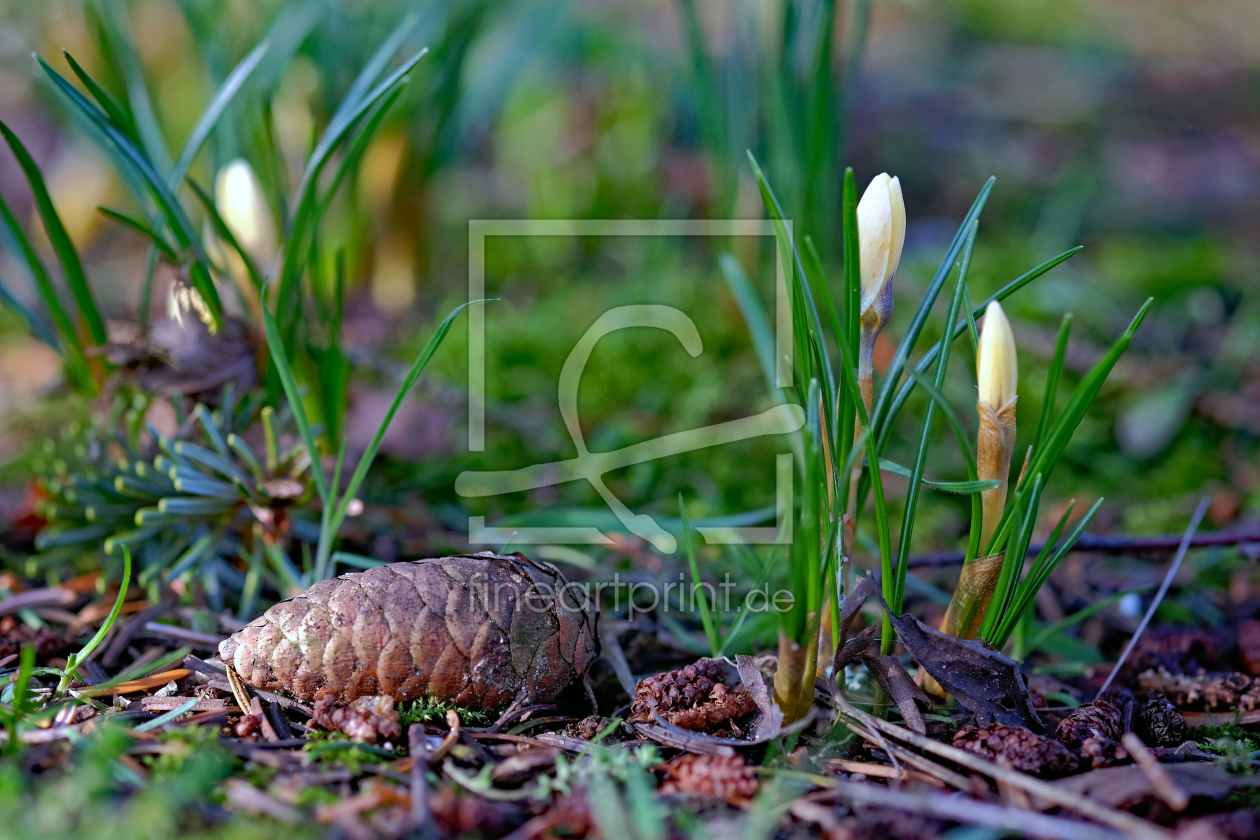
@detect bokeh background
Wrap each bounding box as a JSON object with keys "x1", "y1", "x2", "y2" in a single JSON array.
[{"x1": 0, "y1": 0, "x2": 1256, "y2": 596}]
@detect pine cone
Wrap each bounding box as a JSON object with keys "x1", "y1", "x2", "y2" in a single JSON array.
[
  {"x1": 1079, "y1": 735, "x2": 1129, "y2": 768},
  {"x1": 632, "y1": 659, "x2": 727, "y2": 714},
  {"x1": 630, "y1": 659, "x2": 756, "y2": 734},
  {"x1": 1055, "y1": 700, "x2": 1122, "y2": 750},
  {"x1": 659, "y1": 753, "x2": 758, "y2": 798},
  {"x1": 219, "y1": 553, "x2": 599, "y2": 710},
  {"x1": 1134, "y1": 694, "x2": 1186, "y2": 747},
  {"x1": 1138, "y1": 667, "x2": 1258, "y2": 711},
  {"x1": 952, "y1": 724, "x2": 1079, "y2": 778}
]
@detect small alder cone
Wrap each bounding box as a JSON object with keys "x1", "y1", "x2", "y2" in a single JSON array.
[{"x1": 219, "y1": 552, "x2": 599, "y2": 710}]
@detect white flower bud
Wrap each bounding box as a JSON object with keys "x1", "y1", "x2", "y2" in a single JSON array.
[
  {"x1": 215, "y1": 159, "x2": 276, "y2": 263},
  {"x1": 977, "y1": 301, "x2": 1018, "y2": 409},
  {"x1": 856, "y1": 173, "x2": 905, "y2": 327}
]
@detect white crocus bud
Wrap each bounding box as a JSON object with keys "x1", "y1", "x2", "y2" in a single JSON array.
[
  {"x1": 215, "y1": 159, "x2": 276, "y2": 264},
  {"x1": 857, "y1": 172, "x2": 905, "y2": 331},
  {"x1": 977, "y1": 301, "x2": 1018, "y2": 411},
  {"x1": 975, "y1": 301, "x2": 1018, "y2": 549},
  {"x1": 855, "y1": 173, "x2": 905, "y2": 410}
]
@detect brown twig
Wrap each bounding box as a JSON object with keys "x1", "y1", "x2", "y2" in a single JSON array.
[
  {"x1": 906, "y1": 520, "x2": 1257, "y2": 568},
  {"x1": 822, "y1": 779, "x2": 1129, "y2": 840},
  {"x1": 1121, "y1": 734, "x2": 1190, "y2": 812},
  {"x1": 1097, "y1": 497, "x2": 1209, "y2": 696},
  {"x1": 836, "y1": 696, "x2": 1174, "y2": 840}
]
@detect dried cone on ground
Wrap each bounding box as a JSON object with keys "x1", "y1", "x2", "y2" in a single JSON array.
[
  {"x1": 953, "y1": 724, "x2": 1078, "y2": 778},
  {"x1": 219, "y1": 553, "x2": 599, "y2": 711}
]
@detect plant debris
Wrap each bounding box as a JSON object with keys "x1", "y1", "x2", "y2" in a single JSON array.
[
  {"x1": 219, "y1": 553, "x2": 599, "y2": 710},
  {"x1": 313, "y1": 694, "x2": 402, "y2": 742},
  {"x1": 885, "y1": 609, "x2": 1043, "y2": 731},
  {"x1": 658, "y1": 753, "x2": 758, "y2": 799},
  {"x1": 629, "y1": 658, "x2": 757, "y2": 735},
  {"x1": 1138, "y1": 667, "x2": 1260, "y2": 711},
  {"x1": 952, "y1": 723, "x2": 1079, "y2": 777}
]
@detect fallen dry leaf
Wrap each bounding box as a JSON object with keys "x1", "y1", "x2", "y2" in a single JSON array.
[{"x1": 885, "y1": 610, "x2": 1043, "y2": 732}]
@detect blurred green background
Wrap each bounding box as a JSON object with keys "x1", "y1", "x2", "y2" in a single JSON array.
[{"x1": 0, "y1": 0, "x2": 1256, "y2": 567}]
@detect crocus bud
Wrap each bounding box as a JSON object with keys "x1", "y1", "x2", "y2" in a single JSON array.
[
  {"x1": 215, "y1": 159, "x2": 276, "y2": 264},
  {"x1": 977, "y1": 301, "x2": 1017, "y2": 410},
  {"x1": 854, "y1": 173, "x2": 905, "y2": 411},
  {"x1": 975, "y1": 301, "x2": 1018, "y2": 549},
  {"x1": 857, "y1": 173, "x2": 905, "y2": 331}
]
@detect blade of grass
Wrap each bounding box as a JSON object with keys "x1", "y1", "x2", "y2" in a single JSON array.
[
  {"x1": 679, "y1": 494, "x2": 719, "y2": 656},
  {"x1": 260, "y1": 301, "x2": 329, "y2": 503},
  {"x1": 96, "y1": 206, "x2": 178, "y2": 260},
  {"x1": 0, "y1": 193, "x2": 91, "y2": 389},
  {"x1": 0, "y1": 120, "x2": 106, "y2": 345},
  {"x1": 317, "y1": 302, "x2": 478, "y2": 580},
  {"x1": 892, "y1": 219, "x2": 977, "y2": 614},
  {"x1": 38, "y1": 57, "x2": 223, "y2": 327},
  {"x1": 985, "y1": 299, "x2": 1152, "y2": 555},
  {"x1": 61, "y1": 50, "x2": 137, "y2": 141},
  {"x1": 169, "y1": 39, "x2": 269, "y2": 189},
  {"x1": 56, "y1": 545, "x2": 131, "y2": 695},
  {"x1": 1031, "y1": 314, "x2": 1072, "y2": 457}
]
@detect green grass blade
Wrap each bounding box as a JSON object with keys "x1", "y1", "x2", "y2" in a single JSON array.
[
  {"x1": 0, "y1": 193, "x2": 91, "y2": 389},
  {"x1": 877, "y1": 246, "x2": 1084, "y2": 455},
  {"x1": 985, "y1": 299, "x2": 1152, "y2": 555},
  {"x1": 869, "y1": 179, "x2": 995, "y2": 437},
  {"x1": 328, "y1": 302, "x2": 475, "y2": 532},
  {"x1": 169, "y1": 39, "x2": 269, "y2": 189},
  {"x1": 876, "y1": 460, "x2": 997, "y2": 494},
  {"x1": 979, "y1": 474, "x2": 1044, "y2": 642},
  {"x1": 61, "y1": 50, "x2": 137, "y2": 140},
  {"x1": 96, "y1": 206, "x2": 177, "y2": 260},
  {"x1": 55, "y1": 545, "x2": 131, "y2": 694},
  {"x1": 679, "y1": 495, "x2": 720, "y2": 656},
  {"x1": 892, "y1": 219, "x2": 977, "y2": 612},
  {"x1": 260, "y1": 301, "x2": 329, "y2": 503},
  {"x1": 719, "y1": 252, "x2": 778, "y2": 394},
  {"x1": 1032, "y1": 314, "x2": 1072, "y2": 456},
  {"x1": 38, "y1": 57, "x2": 223, "y2": 327},
  {"x1": 0, "y1": 120, "x2": 106, "y2": 345}
]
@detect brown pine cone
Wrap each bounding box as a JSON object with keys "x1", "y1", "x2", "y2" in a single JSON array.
[
  {"x1": 1138, "y1": 667, "x2": 1259, "y2": 711},
  {"x1": 1055, "y1": 700, "x2": 1122, "y2": 750},
  {"x1": 952, "y1": 724, "x2": 1079, "y2": 778},
  {"x1": 1079, "y1": 735, "x2": 1129, "y2": 768},
  {"x1": 632, "y1": 659, "x2": 727, "y2": 714},
  {"x1": 1134, "y1": 694, "x2": 1186, "y2": 747},
  {"x1": 659, "y1": 753, "x2": 758, "y2": 799},
  {"x1": 218, "y1": 553, "x2": 599, "y2": 711},
  {"x1": 630, "y1": 659, "x2": 756, "y2": 734}
]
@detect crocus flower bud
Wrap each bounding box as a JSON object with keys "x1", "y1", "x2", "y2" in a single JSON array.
[
  {"x1": 975, "y1": 301, "x2": 1018, "y2": 549},
  {"x1": 977, "y1": 301, "x2": 1017, "y2": 411},
  {"x1": 855, "y1": 173, "x2": 905, "y2": 410},
  {"x1": 215, "y1": 159, "x2": 276, "y2": 264},
  {"x1": 857, "y1": 172, "x2": 905, "y2": 332}
]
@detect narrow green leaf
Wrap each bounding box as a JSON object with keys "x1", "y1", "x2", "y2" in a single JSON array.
[
  {"x1": 876, "y1": 459, "x2": 998, "y2": 494},
  {"x1": 260, "y1": 302, "x2": 329, "y2": 503},
  {"x1": 0, "y1": 120, "x2": 106, "y2": 345},
  {"x1": 1032, "y1": 314, "x2": 1072, "y2": 456},
  {"x1": 61, "y1": 50, "x2": 137, "y2": 141},
  {"x1": 169, "y1": 39, "x2": 269, "y2": 189},
  {"x1": 96, "y1": 206, "x2": 177, "y2": 259},
  {"x1": 679, "y1": 495, "x2": 720, "y2": 656}
]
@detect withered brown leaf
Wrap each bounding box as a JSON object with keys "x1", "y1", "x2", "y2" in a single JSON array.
[
  {"x1": 884, "y1": 609, "x2": 1043, "y2": 732},
  {"x1": 219, "y1": 553, "x2": 599, "y2": 711}
]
